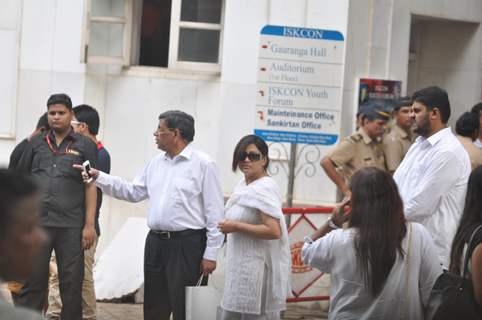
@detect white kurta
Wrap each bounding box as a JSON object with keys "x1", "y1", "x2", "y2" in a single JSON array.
[
  {"x1": 393, "y1": 127, "x2": 471, "y2": 267},
  {"x1": 302, "y1": 223, "x2": 443, "y2": 320},
  {"x1": 221, "y1": 176, "x2": 290, "y2": 315}
]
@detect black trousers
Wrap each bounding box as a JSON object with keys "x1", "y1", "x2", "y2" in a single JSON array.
[
  {"x1": 13, "y1": 227, "x2": 84, "y2": 320},
  {"x1": 144, "y1": 230, "x2": 208, "y2": 320}
]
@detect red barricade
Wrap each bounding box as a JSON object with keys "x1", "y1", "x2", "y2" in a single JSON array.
[{"x1": 283, "y1": 206, "x2": 333, "y2": 303}]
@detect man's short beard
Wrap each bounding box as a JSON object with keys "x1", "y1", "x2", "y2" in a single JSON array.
[
  {"x1": 414, "y1": 114, "x2": 431, "y2": 137},
  {"x1": 52, "y1": 125, "x2": 70, "y2": 134}
]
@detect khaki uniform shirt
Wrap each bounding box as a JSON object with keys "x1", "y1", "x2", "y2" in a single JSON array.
[
  {"x1": 327, "y1": 128, "x2": 386, "y2": 179},
  {"x1": 457, "y1": 135, "x2": 482, "y2": 170},
  {"x1": 383, "y1": 124, "x2": 414, "y2": 172}
]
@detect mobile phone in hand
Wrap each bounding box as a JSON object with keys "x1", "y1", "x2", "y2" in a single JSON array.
[
  {"x1": 82, "y1": 160, "x2": 93, "y2": 183},
  {"x1": 339, "y1": 197, "x2": 351, "y2": 214}
]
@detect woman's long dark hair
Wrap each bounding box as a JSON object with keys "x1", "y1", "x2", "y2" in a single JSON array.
[
  {"x1": 449, "y1": 165, "x2": 482, "y2": 274},
  {"x1": 349, "y1": 167, "x2": 407, "y2": 296}
]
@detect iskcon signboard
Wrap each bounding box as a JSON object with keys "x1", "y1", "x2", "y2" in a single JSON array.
[{"x1": 255, "y1": 25, "x2": 345, "y2": 145}]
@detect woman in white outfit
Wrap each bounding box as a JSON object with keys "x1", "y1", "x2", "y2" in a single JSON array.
[
  {"x1": 218, "y1": 134, "x2": 290, "y2": 320},
  {"x1": 302, "y1": 167, "x2": 443, "y2": 320}
]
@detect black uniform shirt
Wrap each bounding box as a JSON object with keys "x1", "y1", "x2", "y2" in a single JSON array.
[
  {"x1": 8, "y1": 138, "x2": 29, "y2": 169},
  {"x1": 17, "y1": 129, "x2": 98, "y2": 228},
  {"x1": 94, "y1": 143, "x2": 111, "y2": 236}
]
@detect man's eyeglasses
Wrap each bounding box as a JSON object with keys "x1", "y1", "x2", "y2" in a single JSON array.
[
  {"x1": 238, "y1": 152, "x2": 262, "y2": 162},
  {"x1": 70, "y1": 120, "x2": 83, "y2": 126}
]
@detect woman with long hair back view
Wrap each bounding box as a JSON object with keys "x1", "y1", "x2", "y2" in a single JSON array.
[
  {"x1": 302, "y1": 167, "x2": 442, "y2": 319},
  {"x1": 449, "y1": 165, "x2": 482, "y2": 307}
]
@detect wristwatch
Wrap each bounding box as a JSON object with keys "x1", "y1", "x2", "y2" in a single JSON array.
[
  {"x1": 303, "y1": 236, "x2": 314, "y2": 244},
  {"x1": 327, "y1": 218, "x2": 340, "y2": 229}
]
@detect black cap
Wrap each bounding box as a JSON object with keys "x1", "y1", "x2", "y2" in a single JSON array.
[
  {"x1": 357, "y1": 104, "x2": 373, "y2": 117},
  {"x1": 364, "y1": 107, "x2": 390, "y2": 121}
]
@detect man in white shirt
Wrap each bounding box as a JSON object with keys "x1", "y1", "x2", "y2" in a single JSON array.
[
  {"x1": 394, "y1": 86, "x2": 471, "y2": 268},
  {"x1": 80, "y1": 110, "x2": 225, "y2": 320},
  {"x1": 471, "y1": 102, "x2": 482, "y2": 148}
]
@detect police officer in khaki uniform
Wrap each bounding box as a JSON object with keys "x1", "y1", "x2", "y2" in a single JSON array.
[
  {"x1": 321, "y1": 107, "x2": 389, "y2": 197},
  {"x1": 383, "y1": 97, "x2": 415, "y2": 174}
]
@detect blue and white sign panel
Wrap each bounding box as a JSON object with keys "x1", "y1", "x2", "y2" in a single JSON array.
[{"x1": 255, "y1": 25, "x2": 344, "y2": 145}]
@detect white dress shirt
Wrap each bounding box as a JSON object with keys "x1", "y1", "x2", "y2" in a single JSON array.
[
  {"x1": 394, "y1": 127, "x2": 471, "y2": 267},
  {"x1": 95, "y1": 144, "x2": 225, "y2": 261},
  {"x1": 302, "y1": 223, "x2": 442, "y2": 320}
]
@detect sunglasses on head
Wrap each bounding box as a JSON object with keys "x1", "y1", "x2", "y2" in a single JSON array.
[{"x1": 238, "y1": 151, "x2": 262, "y2": 162}]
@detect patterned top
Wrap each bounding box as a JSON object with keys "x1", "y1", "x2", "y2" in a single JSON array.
[{"x1": 221, "y1": 176, "x2": 290, "y2": 314}]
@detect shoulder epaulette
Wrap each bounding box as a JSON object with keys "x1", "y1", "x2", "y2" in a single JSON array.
[{"x1": 348, "y1": 133, "x2": 362, "y2": 142}]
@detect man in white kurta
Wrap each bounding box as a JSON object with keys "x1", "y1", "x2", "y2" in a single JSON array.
[{"x1": 394, "y1": 86, "x2": 471, "y2": 268}]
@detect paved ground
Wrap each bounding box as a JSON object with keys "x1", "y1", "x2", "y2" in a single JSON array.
[
  {"x1": 97, "y1": 302, "x2": 328, "y2": 319},
  {"x1": 3, "y1": 284, "x2": 327, "y2": 319},
  {"x1": 97, "y1": 302, "x2": 142, "y2": 319}
]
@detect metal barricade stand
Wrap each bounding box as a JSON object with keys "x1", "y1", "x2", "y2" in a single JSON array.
[{"x1": 283, "y1": 206, "x2": 333, "y2": 303}]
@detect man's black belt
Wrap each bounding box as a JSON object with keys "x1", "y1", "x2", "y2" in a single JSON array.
[{"x1": 150, "y1": 228, "x2": 205, "y2": 240}]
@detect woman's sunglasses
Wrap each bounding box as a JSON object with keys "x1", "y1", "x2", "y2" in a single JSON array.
[{"x1": 238, "y1": 151, "x2": 262, "y2": 162}]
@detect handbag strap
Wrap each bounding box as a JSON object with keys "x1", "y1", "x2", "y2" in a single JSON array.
[
  {"x1": 401, "y1": 223, "x2": 412, "y2": 320},
  {"x1": 461, "y1": 225, "x2": 482, "y2": 284},
  {"x1": 195, "y1": 275, "x2": 205, "y2": 287}
]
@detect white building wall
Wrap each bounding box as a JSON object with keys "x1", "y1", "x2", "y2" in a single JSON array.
[
  {"x1": 0, "y1": 0, "x2": 88, "y2": 166},
  {"x1": 410, "y1": 0, "x2": 482, "y2": 23},
  {"x1": 408, "y1": 19, "x2": 481, "y2": 125},
  {"x1": 18, "y1": 0, "x2": 87, "y2": 130},
  {"x1": 0, "y1": 0, "x2": 22, "y2": 163}
]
